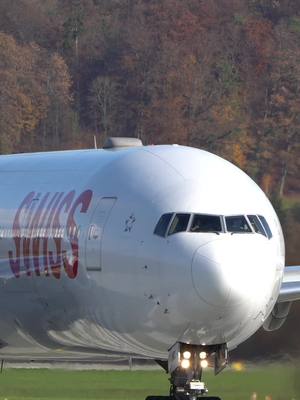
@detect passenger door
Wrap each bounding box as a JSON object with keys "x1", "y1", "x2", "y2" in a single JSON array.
[{"x1": 85, "y1": 197, "x2": 117, "y2": 271}]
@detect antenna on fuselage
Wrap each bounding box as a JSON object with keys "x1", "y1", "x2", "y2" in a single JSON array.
[{"x1": 93, "y1": 135, "x2": 98, "y2": 149}]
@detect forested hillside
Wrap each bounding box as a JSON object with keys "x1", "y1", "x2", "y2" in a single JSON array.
[
  {"x1": 0, "y1": 0, "x2": 300, "y2": 359},
  {"x1": 0, "y1": 0, "x2": 298, "y2": 193}
]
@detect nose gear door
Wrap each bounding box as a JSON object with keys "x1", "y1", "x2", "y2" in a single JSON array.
[{"x1": 85, "y1": 197, "x2": 116, "y2": 271}]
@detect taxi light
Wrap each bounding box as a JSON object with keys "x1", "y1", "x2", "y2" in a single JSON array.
[
  {"x1": 183, "y1": 351, "x2": 191, "y2": 360},
  {"x1": 200, "y1": 359, "x2": 208, "y2": 369},
  {"x1": 199, "y1": 351, "x2": 207, "y2": 360},
  {"x1": 181, "y1": 359, "x2": 190, "y2": 369}
]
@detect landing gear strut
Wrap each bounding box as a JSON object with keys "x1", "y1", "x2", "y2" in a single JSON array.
[{"x1": 146, "y1": 343, "x2": 227, "y2": 400}]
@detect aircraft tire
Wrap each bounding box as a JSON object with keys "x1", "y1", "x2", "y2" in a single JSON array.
[
  {"x1": 145, "y1": 397, "x2": 171, "y2": 400},
  {"x1": 145, "y1": 396, "x2": 220, "y2": 400},
  {"x1": 201, "y1": 397, "x2": 221, "y2": 400}
]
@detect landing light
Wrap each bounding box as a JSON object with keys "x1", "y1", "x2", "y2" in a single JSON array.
[
  {"x1": 181, "y1": 359, "x2": 190, "y2": 369},
  {"x1": 183, "y1": 351, "x2": 191, "y2": 360},
  {"x1": 200, "y1": 360, "x2": 208, "y2": 369},
  {"x1": 199, "y1": 351, "x2": 207, "y2": 359}
]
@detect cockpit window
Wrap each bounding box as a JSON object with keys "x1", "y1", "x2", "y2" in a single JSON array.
[
  {"x1": 258, "y1": 215, "x2": 273, "y2": 239},
  {"x1": 168, "y1": 213, "x2": 190, "y2": 236},
  {"x1": 190, "y1": 214, "x2": 222, "y2": 233},
  {"x1": 154, "y1": 212, "x2": 272, "y2": 238},
  {"x1": 154, "y1": 213, "x2": 173, "y2": 237},
  {"x1": 247, "y1": 215, "x2": 267, "y2": 237},
  {"x1": 225, "y1": 215, "x2": 252, "y2": 233}
]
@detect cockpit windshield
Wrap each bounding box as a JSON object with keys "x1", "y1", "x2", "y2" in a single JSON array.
[
  {"x1": 168, "y1": 213, "x2": 190, "y2": 235},
  {"x1": 258, "y1": 215, "x2": 273, "y2": 239},
  {"x1": 190, "y1": 214, "x2": 222, "y2": 233},
  {"x1": 225, "y1": 215, "x2": 252, "y2": 233},
  {"x1": 247, "y1": 215, "x2": 267, "y2": 237},
  {"x1": 154, "y1": 213, "x2": 173, "y2": 237},
  {"x1": 154, "y1": 212, "x2": 272, "y2": 239}
]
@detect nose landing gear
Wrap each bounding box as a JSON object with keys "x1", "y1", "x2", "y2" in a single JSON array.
[{"x1": 146, "y1": 343, "x2": 227, "y2": 400}]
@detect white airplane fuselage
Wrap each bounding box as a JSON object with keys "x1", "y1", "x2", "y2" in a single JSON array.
[{"x1": 0, "y1": 145, "x2": 285, "y2": 361}]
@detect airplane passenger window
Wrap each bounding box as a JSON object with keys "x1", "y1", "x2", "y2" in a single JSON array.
[
  {"x1": 190, "y1": 214, "x2": 222, "y2": 233},
  {"x1": 258, "y1": 215, "x2": 273, "y2": 239},
  {"x1": 168, "y1": 214, "x2": 190, "y2": 236},
  {"x1": 225, "y1": 215, "x2": 252, "y2": 233},
  {"x1": 154, "y1": 213, "x2": 173, "y2": 237},
  {"x1": 247, "y1": 215, "x2": 267, "y2": 237}
]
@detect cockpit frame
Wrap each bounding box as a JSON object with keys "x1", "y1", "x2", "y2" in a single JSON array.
[{"x1": 154, "y1": 212, "x2": 273, "y2": 239}]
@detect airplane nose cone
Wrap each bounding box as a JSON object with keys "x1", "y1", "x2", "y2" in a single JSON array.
[
  {"x1": 191, "y1": 239, "x2": 230, "y2": 307},
  {"x1": 191, "y1": 236, "x2": 276, "y2": 308}
]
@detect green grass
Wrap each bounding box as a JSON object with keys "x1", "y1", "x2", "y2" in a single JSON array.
[{"x1": 0, "y1": 364, "x2": 297, "y2": 400}]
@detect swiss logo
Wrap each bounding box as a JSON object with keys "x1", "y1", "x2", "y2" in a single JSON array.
[{"x1": 8, "y1": 190, "x2": 93, "y2": 279}]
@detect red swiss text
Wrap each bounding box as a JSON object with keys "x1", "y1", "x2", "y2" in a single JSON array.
[{"x1": 8, "y1": 190, "x2": 93, "y2": 279}]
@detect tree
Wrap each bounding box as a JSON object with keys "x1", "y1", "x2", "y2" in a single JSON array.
[
  {"x1": 0, "y1": 33, "x2": 47, "y2": 153},
  {"x1": 0, "y1": 33, "x2": 73, "y2": 153},
  {"x1": 89, "y1": 76, "x2": 121, "y2": 140},
  {"x1": 248, "y1": 19, "x2": 300, "y2": 195},
  {"x1": 37, "y1": 53, "x2": 73, "y2": 150}
]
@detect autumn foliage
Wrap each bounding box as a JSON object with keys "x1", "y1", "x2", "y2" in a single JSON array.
[{"x1": 0, "y1": 0, "x2": 298, "y2": 197}]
